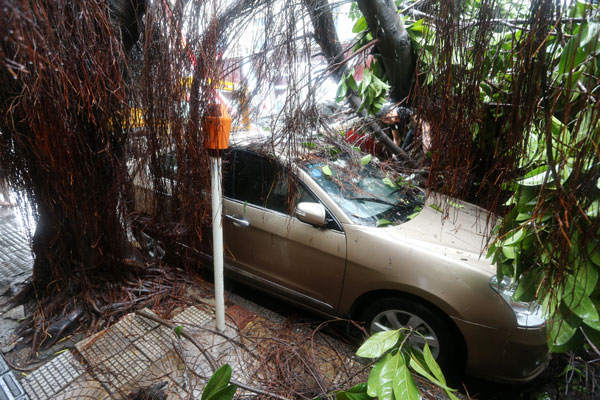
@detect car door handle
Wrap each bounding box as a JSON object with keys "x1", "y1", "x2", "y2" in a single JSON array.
[{"x1": 225, "y1": 214, "x2": 250, "y2": 228}]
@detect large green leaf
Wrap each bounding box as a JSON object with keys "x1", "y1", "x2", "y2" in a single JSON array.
[
  {"x1": 352, "y1": 16, "x2": 367, "y2": 33},
  {"x1": 357, "y1": 330, "x2": 400, "y2": 358},
  {"x1": 517, "y1": 165, "x2": 548, "y2": 186},
  {"x1": 422, "y1": 343, "x2": 444, "y2": 385},
  {"x1": 548, "y1": 317, "x2": 578, "y2": 347},
  {"x1": 203, "y1": 385, "x2": 237, "y2": 400},
  {"x1": 558, "y1": 36, "x2": 586, "y2": 74},
  {"x1": 202, "y1": 365, "x2": 236, "y2": 400},
  {"x1": 392, "y1": 355, "x2": 420, "y2": 400},
  {"x1": 514, "y1": 269, "x2": 539, "y2": 302},
  {"x1": 588, "y1": 242, "x2": 600, "y2": 266},
  {"x1": 336, "y1": 81, "x2": 348, "y2": 101},
  {"x1": 336, "y1": 383, "x2": 374, "y2": 400},
  {"x1": 579, "y1": 22, "x2": 600, "y2": 48},
  {"x1": 563, "y1": 275, "x2": 599, "y2": 321},
  {"x1": 366, "y1": 353, "x2": 396, "y2": 399},
  {"x1": 502, "y1": 227, "x2": 526, "y2": 246}
]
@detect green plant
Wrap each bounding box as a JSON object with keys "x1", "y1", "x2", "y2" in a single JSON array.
[
  {"x1": 201, "y1": 364, "x2": 237, "y2": 400},
  {"x1": 336, "y1": 329, "x2": 458, "y2": 400}
]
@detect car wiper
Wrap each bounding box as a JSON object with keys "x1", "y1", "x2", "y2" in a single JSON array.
[{"x1": 347, "y1": 197, "x2": 396, "y2": 207}]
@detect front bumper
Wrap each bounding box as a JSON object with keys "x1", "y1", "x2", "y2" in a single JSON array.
[{"x1": 453, "y1": 317, "x2": 549, "y2": 383}]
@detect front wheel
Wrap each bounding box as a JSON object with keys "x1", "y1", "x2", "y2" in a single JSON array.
[{"x1": 360, "y1": 297, "x2": 460, "y2": 373}]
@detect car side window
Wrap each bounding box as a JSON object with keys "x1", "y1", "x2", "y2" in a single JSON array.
[{"x1": 229, "y1": 150, "x2": 289, "y2": 214}]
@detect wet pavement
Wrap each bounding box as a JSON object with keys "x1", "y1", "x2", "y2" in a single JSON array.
[
  {"x1": 0, "y1": 204, "x2": 370, "y2": 399},
  {"x1": 0, "y1": 206, "x2": 32, "y2": 289},
  {"x1": 0, "y1": 205, "x2": 31, "y2": 399}
]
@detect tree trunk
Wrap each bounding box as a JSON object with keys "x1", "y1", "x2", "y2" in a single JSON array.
[
  {"x1": 356, "y1": 0, "x2": 415, "y2": 103},
  {"x1": 303, "y1": 0, "x2": 412, "y2": 162}
]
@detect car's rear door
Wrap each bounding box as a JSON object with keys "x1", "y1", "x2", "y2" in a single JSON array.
[{"x1": 221, "y1": 149, "x2": 347, "y2": 314}]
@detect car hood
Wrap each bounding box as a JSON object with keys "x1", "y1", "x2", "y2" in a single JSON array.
[{"x1": 379, "y1": 194, "x2": 498, "y2": 274}]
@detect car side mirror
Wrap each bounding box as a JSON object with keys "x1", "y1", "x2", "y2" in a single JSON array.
[{"x1": 295, "y1": 202, "x2": 326, "y2": 227}]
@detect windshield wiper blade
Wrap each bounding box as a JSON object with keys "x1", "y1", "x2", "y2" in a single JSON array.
[{"x1": 347, "y1": 197, "x2": 396, "y2": 207}]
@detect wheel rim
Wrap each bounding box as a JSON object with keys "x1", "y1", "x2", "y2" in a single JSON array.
[{"x1": 370, "y1": 310, "x2": 441, "y2": 359}]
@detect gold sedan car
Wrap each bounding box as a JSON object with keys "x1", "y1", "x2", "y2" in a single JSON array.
[{"x1": 136, "y1": 146, "x2": 549, "y2": 383}]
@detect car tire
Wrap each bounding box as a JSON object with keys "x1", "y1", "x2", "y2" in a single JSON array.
[{"x1": 359, "y1": 297, "x2": 460, "y2": 374}]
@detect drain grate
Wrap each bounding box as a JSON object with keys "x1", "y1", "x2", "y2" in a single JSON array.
[{"x1": 0, "y1": 357, "x2": 28, "y2": 400}]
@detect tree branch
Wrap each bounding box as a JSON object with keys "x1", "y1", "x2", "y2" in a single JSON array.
[{"x1": 303, "y1": 0, "x2": 413, "y2": 163}]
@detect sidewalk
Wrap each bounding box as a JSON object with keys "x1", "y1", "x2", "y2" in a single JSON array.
[
  {"x1": 0, "y1": 205, "x2": 32, "y2": 400},
  {"x1": 0, "y1": 205, "x2": 367, "y2": 399}
]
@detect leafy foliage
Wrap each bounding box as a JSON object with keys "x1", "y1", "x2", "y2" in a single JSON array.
[
  {"x1": 201, "y1": 364, "x2": 237, "y2": 400},
  {"x1": 345, "y1": 0, "x2": 600, "y2": 353},
  {"x1": 337, "y1": 329, "x2": 457, "y2": 400}
]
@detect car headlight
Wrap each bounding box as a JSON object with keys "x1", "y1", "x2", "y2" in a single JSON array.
[{"x1": 490, "y1": 275, "x2": 545, "y2": 328}]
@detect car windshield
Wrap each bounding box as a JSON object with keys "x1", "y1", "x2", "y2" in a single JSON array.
[{"x1": 303, "y1": 159, "x2": 424, "y2": 226}]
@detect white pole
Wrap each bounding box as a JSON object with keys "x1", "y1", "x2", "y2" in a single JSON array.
[{"x1": 210, "y1": 155, "x2": 225, "y2": 332}]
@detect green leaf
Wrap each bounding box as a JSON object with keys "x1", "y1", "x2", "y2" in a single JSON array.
[
  {"x1": 589, "y1": 242, "x2": 600, "y2": 267},
  {"x1": 361, "y1": 154, "x2": 372, "y2": 166},
  {"x1": 322, "y1": 165, "x2": 332, "y2": 177},
  {"x1": 368, "y1": 353, "x2": 419, "y2": 400},
  {"x1": 376, "y1": 218, "x2": 392, "y2": 227},
  {"x1": 408, "y1": 348, "x2": 458, "y2": 399},
  {"x1": 548, "y1": 317, "x2": 577, "y2": 347},
  {"x1": 502, "y1": 227, "x2": 526, "y2": 246},
  {"x1": 202, "y1": 365, "x2": 236, "y2": 400},
  {"x1": 587, "y1": 200, "x2": 600, "y2": 218},
  {"x1": 357, "y1": 330, "x2": 400, "y2": 358},
  {"x1": 392, "y1": 355, "x2": 420, "y2": 400},
  {"x1": 518, "y1": 165, "x2": 548, "y2": 186},
  {"x1": 514, "y1": 269, "x2": 538, "y2": 302},
  {"x1": 352, "y1": 16, "x2": 368, "y2": 33},
  {"x1": 558, "y1": 36, "x2": 586, "y2": 75},
  {"x1": 580, "y1": 262, "x2": 598, "y2": 296},
  {"x1": 579, "y1": 22, "x2": 600, "y2": 48},
  {"x1": 563, "y1": 272, "x2": 599, "y2": 321},
  {"x1": 243, "y1": 200, "x2": 247, "y2": 214},
  {"x1": 366, "y1": 354, "x2": 392, "y2": 398},
  {"x1": 422, "y1": 342, "x2": 445, "y2": 385},
  {"x1": 336, "y1": 383, "x2": 374, "y2": 400},
  {"x1": 336, "y1": 81, "x2": 348, "y2": 101},
  {"x1": 382, "y1": 177, "x2": 397, "y2": 189},
  {"x1": 583, "y1": 317, "x2": 600, "y2": 332},
  {"x1": 203, "y1": 385, "x2": 237, "y2": 400},
  {"x1": 407, "y1": 210, "x2": 421, "y2": 220},
  {"x1": 430, "y1": 204, "x2": 443, "y2": 213},
  {"x1": 174, "y1": 325, "x2": 183, "y2": 338},
  {"x1": 362, "y1": 70, "x2": 372, "y2": 91},
  {"x1": 446, "y1": 199, "x2": 464, "y2": 209}
]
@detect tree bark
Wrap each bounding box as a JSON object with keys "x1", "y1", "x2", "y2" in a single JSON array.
[
  {"x1": 303, "y1": 0, "x2": 412, "y2": 162},
  {"x1": 356, "y1": 0, "x2": 415, "y2": 103}
]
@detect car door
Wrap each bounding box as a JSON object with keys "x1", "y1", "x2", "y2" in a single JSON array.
[{"x1": 221, "y1": 149, "x2": 347, "y2": 314}]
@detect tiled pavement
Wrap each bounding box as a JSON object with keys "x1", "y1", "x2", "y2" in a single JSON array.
[
  {"x1": 0, "y1": 206, "x2": 32, "y2": 400},
  {"x1": 0, "y1": 207, "x2": 33, "y2": 288},
  {"x1": 0, "y1": 205, "x2": 364, "y2": 399},
  {"x1": 20, "y1": 305, "x2": 257, "y2": 399}
]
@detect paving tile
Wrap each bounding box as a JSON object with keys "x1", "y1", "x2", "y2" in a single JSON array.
[
  {"x1": 50, "y1": 373, "x2": 109, "y2": 400},
  {"x1": 172, "y1": 306, "x2": 213, "y2": 332},
  {"x1": 113, "y1": 311, "x2": 158, "y2": 342},
  {"x1": 21, "y1": 351, "x2": 84, "y2": 400},
  {"x1": 131, "y1": 350, "x2": 188, "y2": 398},
  {"x1": 92, "y1": 344, "x2": 152, "y2": 396},
  {"x1": 76, "y1": 324, "x2": 132, "y2": 365},
  {"x1": 133, "y1": 327, "x2": 174, "y2": 362}
]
